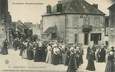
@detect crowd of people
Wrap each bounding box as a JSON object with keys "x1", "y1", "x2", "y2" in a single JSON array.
[
  {"x1": 0, "y1": 31, "x2": 84, "y2": 72},
  {"x1": 13, "y1": 38, "x2": 85, "y2": 72},
  {"x1": 85, "y1": 43, "x2": 115, "y2": 72},
  {"x1": 13, "y1": 37, "x2": 84, "y2": 68},
  {"x1": 0, "y1": 28, "x2": 115, "y2": 72}
]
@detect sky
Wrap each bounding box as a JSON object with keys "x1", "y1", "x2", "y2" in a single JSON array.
[{"x1": 8, "y1": 0, "x2": 114, "y2": 24}]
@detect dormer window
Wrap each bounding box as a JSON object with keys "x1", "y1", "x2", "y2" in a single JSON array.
[
  {"x1": 47, "y1": 5, "x2": 52, "y2": 13},
  {"x1": 56, "y1": 1, "x2": 62, "y2": 12}
]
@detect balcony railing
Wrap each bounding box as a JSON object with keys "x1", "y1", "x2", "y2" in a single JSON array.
[{"x1": 82, "y1": 25, "x2": 92, "y2": 32}]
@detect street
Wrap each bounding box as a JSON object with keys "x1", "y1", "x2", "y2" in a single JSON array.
[{"x1": 0, "y1": 48, "x2": 106, "y2": 72}]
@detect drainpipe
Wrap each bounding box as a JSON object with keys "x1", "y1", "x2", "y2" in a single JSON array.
[{"x1": 65, "y1": 14, "x2": 67, "y2": 44}]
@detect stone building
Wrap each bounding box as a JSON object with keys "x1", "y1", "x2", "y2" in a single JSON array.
[
  {"x1": 108, "y1": 3, "x2": 115, "y2": 46},
  {"x1": 0, "y1": 0, "x2": 12, "y2": 46},
  {"x1": 0, "y1": 0, "x2": 11, "y2": 23},
  {"x1": 42, "y1": 0, "x2": 105, "y2": 45}
]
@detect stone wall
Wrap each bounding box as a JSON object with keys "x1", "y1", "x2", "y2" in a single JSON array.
[
  {"x1": 42, "y1": 15, "x2": 66, "y2": 40},
  {"x1": 65, "y1": 14, "x2": 105, "y2": 44},
  {"x1": 42, "y1": 14, "x2": 105, "y2": 45}
]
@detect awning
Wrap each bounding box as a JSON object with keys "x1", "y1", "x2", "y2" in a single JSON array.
[{"x1": 44, "y1": 26, "x2": 57, "y2": 34}]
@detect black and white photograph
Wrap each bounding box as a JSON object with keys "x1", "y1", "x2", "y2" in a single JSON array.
[{"x1": 0, "y1": 0, "x2": 115, "y2": 72}]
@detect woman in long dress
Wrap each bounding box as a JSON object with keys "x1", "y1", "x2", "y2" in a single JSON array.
[
  {"x1": 86, "y1": 47, "x2": 95, "y2": 71},
  {"x1": 67, "y1": 47, "x2": 77, "y2": 72},
  {"x1": 1, "y1": 39, "x2": 8, "y2": 55},
  {"x1": 65, "y1": 47, "x2": 70, "y2": 66},
  {"x1": 60, "y1": 44, "x2": 66, "y2": 64},
  {"x1": 46, "y1": 44, "x2": 53, "y2": 64},
  {"x1": 52, "y1": 46, "x2": 61, "y2": 65},
  {"x1": 79, "y1": 44, "x2": 84, "y2": 65},
  {"x1": 75, "y1": 46, "x2": 80, "y2": 68},
  {"x1": 105, "y1": 51, "x2": 115, "y2": 72},
  {"x1": 27, "y1": 42, "x2": 34, "y2": 60},
  {"x1": 22, "y1": 41, "x2": 28, "y2": 59},
  {"x1": 13, "y1": 38, "x2": 19, "y2": 50},
  {"x1": 19, "y1": 41, "x2": 25, "y2": 56},
  {"x1": 99, "y1": 47, "x2": 106, "y2": 62},
  {"x1": 78, "y1": 47, "x2": 83, "y2": 65},
  {"x1": 41, "y1": 43, "x2": 47, "y2": 62},
  {"x1": 34, "y1": 41, "x2": 43, "y2": 62}
]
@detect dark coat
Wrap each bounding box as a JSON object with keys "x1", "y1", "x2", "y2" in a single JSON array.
[
  {"x1": 1, "y1": 41, "x2": 8, "y2": 55},
  {"x1": 75, "y1": 50, "x2": 80, "y2": 68},
  {"x1": 34, "y1": 47, "x2": 43, "y2": 62},
  {"x1": 27, "y1": 47, "x2": 34, "y2": 60},
  {"x1": 105, "y1": 54, "x2": 115, "y2": 72},
  {"x1": 19, "y1": 42, "x2": 26, "y2": 56},
  {"x1": 40, "y1": 45, "x2": 47, "y2": 62},
  {"x1": 98, "y1": 48, "x2": 106, "y2": 62},
  {"x1": 79, "y1": 48, "x2": 83, "y2": 64},
  {"x1": 52, "y1": 48, "x2": 61, "y2": 65},
  {"x1": 67, "y1": 53, "x2": 77, "y2": 72},
  {"x1": 86, "y1": 47, "x2": 90, "y2": 59},
  {"x1": 27, "y1": 43, "x2": 34, "y2": 60},
  {"x1": 86, "y1": 47, "x2": 95, "y2": 71},
  {"x1": 27, "y1": 48, "x2": 34, "y2": 60},
  {"x1": 52, "y1": 54, "x2": 60, "y2": 65},
  {"x1": 65, "y1": 50, "x2": 70, "y2": 65}
]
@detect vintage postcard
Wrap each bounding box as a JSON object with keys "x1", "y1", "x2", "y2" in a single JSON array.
[{"x1": 0, "y1": 0, "x2": 115, "y2": 72}]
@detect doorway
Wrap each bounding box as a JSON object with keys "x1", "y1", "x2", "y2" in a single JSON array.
[
  {"x1": 51, "y1": 33, "x2": 57, "y2": 39},
  {"x1": 84, "y1": 33, "x2": 89, "y2": 45},
  {"x1": 91, "y1": 33, "x2": 101, "y2": 45}
]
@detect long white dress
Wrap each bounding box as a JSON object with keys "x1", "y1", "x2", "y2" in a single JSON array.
[{"x1": 46, "y1": 46, "x2": 52, "y2": 64}]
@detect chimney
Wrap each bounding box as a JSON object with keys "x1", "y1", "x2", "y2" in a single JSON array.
[
  {"x1": 56, "y1": 1, "x2": 62, "y2": 12},
  {"x1": 92, "y1": 4, "x2": 98, "y2": 9},
  {"x1": 46, "y1": 5, "x2": 52, "y2": 13}
]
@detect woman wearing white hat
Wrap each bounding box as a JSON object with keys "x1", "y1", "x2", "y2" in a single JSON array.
[
  {"x1": 52, "y1": 44, "x2": 61, "y2": 65},
  {"x1": 67, "y1": 46, "x2": 77, "y2": 72},
  {"x1": 46, "y1": 44, "x2": 53, "y2": 64}
]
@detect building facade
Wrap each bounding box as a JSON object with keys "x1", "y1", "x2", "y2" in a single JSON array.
[
  {"x1": 0, "y1": 0, "x2": 12, "y2": 47},
  {"x1": 108, "y1": 4, "x2": 115, "y2": 46},
  {"x1": 42, "y1": 0, "x2": 105, "y2": 45}
]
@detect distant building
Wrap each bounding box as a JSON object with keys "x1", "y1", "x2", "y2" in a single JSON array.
[
  {"x1": 13, "y1": 21, "x2": 41, "y2": 39},
  {"x1": 108, "y1": 3, "x2": 115, "y2": 46},
  {"x1": 42, "y1": 0, "x2": 105, "y2": 45}
]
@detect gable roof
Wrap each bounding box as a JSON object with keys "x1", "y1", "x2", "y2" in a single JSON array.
[
  {"x1": 45, "y1": 0, "x2": 105, "y2": 15},
  {"x1": 62, "y1": 0, "x2": 104, "y2": 15},
  {"x1": 108, "y1": 3, "x2": 115, "y2": 10}
]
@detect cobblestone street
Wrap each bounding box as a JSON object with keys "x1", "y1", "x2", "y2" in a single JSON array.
[{"x1": 0, "y1": 49, "x2": 106, "y2": 72}]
